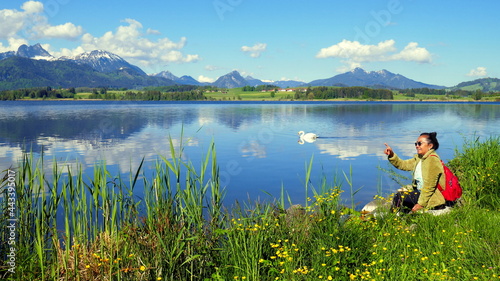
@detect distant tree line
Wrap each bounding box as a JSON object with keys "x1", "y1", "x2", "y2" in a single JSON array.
[
  {"x1": 90, "y1": 90, "x2": 207, "y2": 101},
  {"x1": 242, "y1": 85, "x2": 279, "y2": 91},
  {"x1": 296, "y1": 86, "x2": 394, "y2": 100},
  {"x1": 0, "y1": 87, "x2": 76, "y2": 100},
  {"x1": 399, "y1": 88, "x2": 500, "y2": 100},
  {"x1": 0, "y1": 87, "x2": 208, "y2": 101}
]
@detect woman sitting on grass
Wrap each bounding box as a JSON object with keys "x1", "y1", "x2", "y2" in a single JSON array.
[{"x1": 384, "y1": 132, "x2": 447, "y2": 214}]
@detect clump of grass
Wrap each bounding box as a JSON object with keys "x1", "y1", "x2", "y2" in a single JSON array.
[{"x1": 448, "y1": 135, "x2": 500, "y2": 210}]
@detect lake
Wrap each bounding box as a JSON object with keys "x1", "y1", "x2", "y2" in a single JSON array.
[{"x1": 1, "y1": 100, "x2": 499, "y2": 209}]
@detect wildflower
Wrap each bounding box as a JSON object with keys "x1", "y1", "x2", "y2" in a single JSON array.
[
  {"x1": 157, "y1": 278, "x2": 162, "y2": 280},
  {"x1": 85, "y1": 265, "x2": 90, "y2": 269},
  {"x1": 140, "y1": 265, "x2": 146, "y2": 271}
]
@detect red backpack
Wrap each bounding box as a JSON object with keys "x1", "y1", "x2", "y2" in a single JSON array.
[{"x1": 432, "y1": 155, "x2": 462, "y2": 202}]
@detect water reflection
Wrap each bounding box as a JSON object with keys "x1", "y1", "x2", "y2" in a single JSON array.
[
  {"x1": 0, "y1": 101, "x2": 499, "y2": 207},
  {"x1": 297, "y1": 130, "x2": 318, "y2": 145}
]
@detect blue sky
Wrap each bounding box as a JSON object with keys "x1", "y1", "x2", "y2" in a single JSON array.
[{"x1": 1, "y1": 0, "x2": 499, "y2": 87}]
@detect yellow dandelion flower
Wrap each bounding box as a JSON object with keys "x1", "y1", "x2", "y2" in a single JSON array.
[
  {"x1": 157, "y1": 278, "x2": 162, "y2": 280},
  {"x1": 85, "y1": 265, "x2": 90, "y2": 269},
  {"x1": 140, "y1": 265, "x2": 146, "y2": 271}
]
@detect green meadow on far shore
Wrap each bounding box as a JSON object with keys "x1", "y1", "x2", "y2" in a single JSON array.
[{"x1": 1, "y1": 133, "x2": 499, "y2": 280}]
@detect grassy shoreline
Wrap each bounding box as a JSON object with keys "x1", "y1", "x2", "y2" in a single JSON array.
[{"x1": 1, "y1": 136, "x2": 499, "y2": 280}]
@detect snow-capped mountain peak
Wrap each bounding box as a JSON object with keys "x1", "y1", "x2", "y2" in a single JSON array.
[{"x1": 68, "y1": 50, "x2": 146, "y2": 75}]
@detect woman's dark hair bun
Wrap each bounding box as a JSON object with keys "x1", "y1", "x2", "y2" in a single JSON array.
[{"x1": 420, "y1": 132, "x2": 439, "y2": 150}]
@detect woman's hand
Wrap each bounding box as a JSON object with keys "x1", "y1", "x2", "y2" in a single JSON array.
[
  {"x1": 411, "y1": 204, "x2": 423, "y2": 212},
  {"x1": 384, "y1": 143, "x2": 394, "y2": 158}
]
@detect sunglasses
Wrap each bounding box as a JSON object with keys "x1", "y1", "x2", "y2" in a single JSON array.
[{"x1": 414, "y1": 141, "x2": 427, "y2": 146}]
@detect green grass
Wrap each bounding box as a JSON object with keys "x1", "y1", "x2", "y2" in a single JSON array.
[
  {"x1": 1, "y1": 136, "x2": 499, "y2": 280},
  {"x1": 204, "y1": 88, "x2": 294, "y2": 101}
]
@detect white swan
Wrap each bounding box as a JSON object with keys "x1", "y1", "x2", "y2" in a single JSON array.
[{"x1": 298, "y1": 131, "x2": 318, "y2": 144}]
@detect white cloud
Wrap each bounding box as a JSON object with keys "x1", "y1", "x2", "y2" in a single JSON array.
[
  {"x1": 466, "y1": 67, "x2": 487, "y2": 77},
  {"x1": 316, "y1": 39, "x2": 432, "y2": 70},
  {"x1": 70, "y1": 18, "x2": 200, "y2": 66},
  {"x1": 0, "y1": 3, "x2": 35, "y2": 39},
  {"x1": 21, "y1": 1, "x2": 43, "y2": 14},
  {"x1": 35, "y1": 22, "x2": 83, "y2": 40},
  {"x1": 241, "y1": 43, "x2": 267, "y2": 58},
  {"x1": 317, "y1": 40, "x2": 396, "y2": 61},
  {"x1": 0, "y1": 1, "x2": 83, "y2": 46},
  {"x1": 391, "y1": 42, "x2": 432, "y2": 63},
  {"x1": 146, "y1": 28, "x2": 161, "y2": 35},
  {"x1": 198, "y1": 75, "x2": 215, "y2": 83},
  {"x1": 205, "y1": 65, "x2": 222, "y2": 71},
  {"x1": 0, "y1": 38, "x2": 28, "y2": 52}
]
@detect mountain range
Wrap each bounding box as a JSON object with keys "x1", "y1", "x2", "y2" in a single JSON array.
[{"x1": 0, "y1": 44, "x2": 496, "y2": 91}]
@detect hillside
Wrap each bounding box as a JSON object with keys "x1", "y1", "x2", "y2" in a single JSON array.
[
  {"x1": 307, "y1": 68, "x2": 445, "y2": 89},
  {"x1": 0, "y1": 57, "x2": 175, "y2": 90},
  {"x1": 450, "y1": 78, "x2": 500, "y2": 92}
]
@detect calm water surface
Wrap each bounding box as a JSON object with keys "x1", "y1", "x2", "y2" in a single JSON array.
[{"x1": 1, "y1": 100, "x2": 499, "y2": 209}]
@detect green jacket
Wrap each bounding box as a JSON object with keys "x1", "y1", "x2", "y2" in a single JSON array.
[{"x1": 388, "y1": 149, "x2": 446, "y2": 209}]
